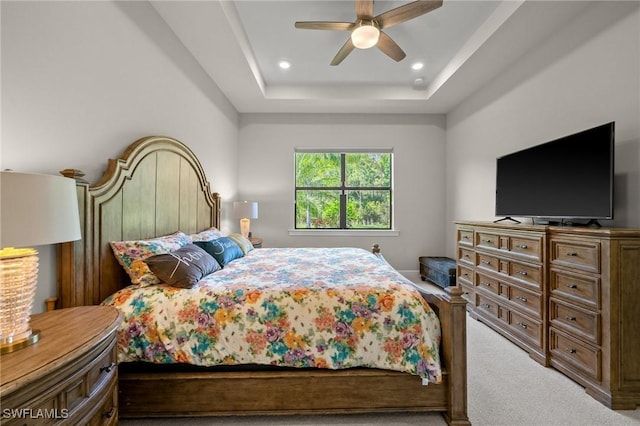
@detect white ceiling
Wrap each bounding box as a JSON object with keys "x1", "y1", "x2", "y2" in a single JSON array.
[{"x1": 150, "y1": 1, "x2": 594, "y2": 114}]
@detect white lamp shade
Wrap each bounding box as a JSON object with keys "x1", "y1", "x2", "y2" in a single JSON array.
[
  {"x1": 1, "y1": 171, "x2": 81, "y2": 248},
  {"x1": 233, "y1": 201, "x2": 259, "y2": 220}
]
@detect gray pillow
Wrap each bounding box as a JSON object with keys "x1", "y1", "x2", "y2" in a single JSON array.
[{"x1": 144, "y1": 243, "x2": 221, "y2": 288}]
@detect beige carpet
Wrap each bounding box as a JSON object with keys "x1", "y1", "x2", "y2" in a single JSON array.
[{"x1": 120, "y1": 278, "x2": 640, "y2": 426}]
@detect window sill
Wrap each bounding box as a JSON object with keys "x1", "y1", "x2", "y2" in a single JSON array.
[{"x1": 288, "y1": 229, "x2": 400, "y2": 237}]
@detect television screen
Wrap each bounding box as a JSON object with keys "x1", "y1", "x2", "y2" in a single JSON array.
[{"x1": 495, "y1": 122, "x2": 614, "y2": 220}]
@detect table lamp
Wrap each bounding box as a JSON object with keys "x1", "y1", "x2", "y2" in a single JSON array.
[
  {"x1": 232, "y1": 201, "x2": 258, "y2": 239},
  {"x1": 0, "y1": 171, "x2": 81, "y2": 354}
]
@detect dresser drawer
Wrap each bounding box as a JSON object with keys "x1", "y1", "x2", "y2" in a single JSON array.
[
  {"x1": 509, "y1": 235, "x2": 543, "y2": 262},
  {"x1": 476, "y1": 253, "x2": 500, "y2": 274},
  {"x1": 508, "y1": 260, "x2": 542, "y2": 289},
  {"x1": 509, "y1": 310, "x2": 542, "y2": 349},
  {"x1": 476, "y1": 231, "x2": 501, "y2": 251},
  {"x1": 550, "y1": 239, "x2": 600, "y2": 273},
  {"x1": 457, "y1": 264, "x2": 474, "y2": 286},
  {"x1": 508, "y1": 285, "x2": 542, "y2": 319},
  {"x1": 458, "y1": 229, "x2": 474, "y2": 247},
  {"x1": 549, "y1": 298, "x2": 599, "y2": 345},
  {"x1": 87, "y1": 377, "x2": 118, "y2": 426},
  {"x1": 458, "y1": 247, "x2": 474, "y2": 266},
  {"x1": 550, "y1": 328, "x2": 601, "y2": 381},
  {"x1": 475, "y1": 293, "x2": 504, "y2": 322},
  {"x1": 476, "y1": 255, "x2": 542, "y2": 291},
  {"x1": 87, "y1": 341, "x2": 117, "y2": 397},
  {"x1": 62, "y1": 333, "x2": 118, "y2": 416},
  {"x1": 459, "y1": 281, "x2": 474, "y2": 304},
  {"x1": 475, "y1": 230, "x2": 543, "y2": 262},
  {"x1": 475, "y1": 272, "x2": 500, "y2": 296},
  {"x1": 549, "y1": 268, "x2": 600, "y2": 309}
]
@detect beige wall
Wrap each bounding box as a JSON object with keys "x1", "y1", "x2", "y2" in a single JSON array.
[
  {"x1": 237, "y1": 113, "x2": 447, "y2": 271},
  {"x1": 445, "y1": 1, "x2": 640, "y2": 255},
  {"x1": 1, "y1": 1, "x2": 240, "y2": 312}
]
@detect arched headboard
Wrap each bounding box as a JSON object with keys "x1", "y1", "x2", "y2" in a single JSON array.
[{"x1": 56, "y1": 136, "x2": 221, "y2": 308}]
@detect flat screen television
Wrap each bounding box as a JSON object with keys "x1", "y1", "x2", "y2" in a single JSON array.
[{"x1": 495, "y1": 122, "x2": 614, "y2": 225}]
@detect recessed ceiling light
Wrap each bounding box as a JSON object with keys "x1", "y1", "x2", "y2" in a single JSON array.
[
  {"x1": 411, "y1": 62, "x2": 424, "y2": 71},
  {"x1": 278, "y1": 60, "x2": 291, "y2": 70}
]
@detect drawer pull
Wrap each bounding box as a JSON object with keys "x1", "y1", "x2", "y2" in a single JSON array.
[
  {"x1": 517, "y1": 244, "x2": 528, "y2": 249},
  {"x1": 517, "y1": 322, "x2": 527, "y2": 329},
  {"x1": 567, "y1": 284, "x2": 578, "y2": 289},
  {"x1": 517, "y1": 296, "x2": 528, "y2": 302},
  {"x1": 100, "y1": 362, "x2": 116, "y2": 373},
  {"x1": 481, "y1": 260, "x2": 491, "y2": 265},
  {"x1": 481, "y1": 303, "x2": 491, "y2": 309},
  {"x1": 482, "y1": 281, "x2": 491, "y2": 286},
  {"x1": 565, "y1": 316, "x2": 576, "y2": 321},
  {"x1": 516, "y1": 270, "x2": 528, "y2": 276},
  {"x1": 566, "y1": 348, "x2": 577, "y2": 354},
  {"x1": 463, "y1": 236, "x2": 469, "y2": 240},
  {"x1": 482, "y1": 238, "x2": 492, "y2": 243},
  {"x1": 567, "y1": 252, "x2": 578, "y2": 256},
  {"x1": 463, "y1": 292, "x2": 469, "y2": 295},
  {"x1": 102, "y1": 407, "x2": 116, "y2": 419}
]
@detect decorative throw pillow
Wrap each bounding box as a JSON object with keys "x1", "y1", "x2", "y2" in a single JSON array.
[
  {"x1": 194, "y1": 237, "x2": 244, "y2": 267},
  {"x1": 110, "y1": 231, "x2": 192, "y2": 286},
  {"x1": 190, "y1": 227, "x2": 223, "y2": 242},
  {"x1": 144, "y1": 244, "x2": 221, "y2": 288},
  {"x1": 227, "y1": 233, "x2": 254, "y2": 255}
]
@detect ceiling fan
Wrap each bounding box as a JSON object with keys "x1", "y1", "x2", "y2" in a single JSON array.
[{"x1": 295, "y1": 0, "x2": 443, "y2": 66}]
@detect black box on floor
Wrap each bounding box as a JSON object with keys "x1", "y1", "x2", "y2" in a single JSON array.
[{"x1": 419, "y1": 256, "x2": 456, "y2": 288}]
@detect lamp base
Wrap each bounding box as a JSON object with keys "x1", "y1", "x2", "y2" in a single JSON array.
[
  {"x1": 240, "y1": 218, "x2": 251, "y2": 239},
  {"x1": 0, "y1": 329, "x2": 41, "y2": 355}
]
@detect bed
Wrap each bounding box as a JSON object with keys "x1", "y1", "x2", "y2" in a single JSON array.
[{"x1": 55, "y1": 136, "x2": 469, "y2": 425}]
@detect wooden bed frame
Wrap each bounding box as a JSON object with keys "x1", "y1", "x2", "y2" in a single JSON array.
[{"x1": 55, "y1": 136, "x2": 470, "y2": 425}]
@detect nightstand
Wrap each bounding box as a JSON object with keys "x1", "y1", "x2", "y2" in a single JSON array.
[
  {"x1": 250, "y1": 237, "x2": 263, "y2": 248},
  {"x1": 0, "y1": 306, "x2": 121, "y2": 425}
]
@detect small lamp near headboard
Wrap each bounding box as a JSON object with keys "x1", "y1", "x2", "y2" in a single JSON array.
[
  {"x1": 233, "y1": 201, "x2": 258, "y2": 239},
  {"x1": 0, "y1": 171, "x2": 81, "y2": 354}
]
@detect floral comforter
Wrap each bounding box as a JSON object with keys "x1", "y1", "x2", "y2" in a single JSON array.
[{"x1": 102, "y1": 247, "x2": 442, "y2": 383}]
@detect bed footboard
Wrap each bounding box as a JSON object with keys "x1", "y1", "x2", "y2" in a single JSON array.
[{"x1": 420, "y1": 286, "x2": 469, "y2": 425}]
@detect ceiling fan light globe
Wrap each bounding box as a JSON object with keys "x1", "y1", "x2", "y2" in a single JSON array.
[{"x1": 351, "y1": 25, "x2": 380, "y2": 49}]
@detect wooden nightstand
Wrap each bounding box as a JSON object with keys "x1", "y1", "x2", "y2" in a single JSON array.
[
  {"x1": 250, "y1": 237, "x2": 263, "y2": 248},
  {"x1": 0, "y1": 306, "x2": 121, "y2": 425}
]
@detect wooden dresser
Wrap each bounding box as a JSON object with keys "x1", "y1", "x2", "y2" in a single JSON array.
[
  {"x1": 455, "y1": 221, "x2": 640, "y2": 409},
  {"x1": 0, "y1": 306, "x2": 121, "y2": 425}
]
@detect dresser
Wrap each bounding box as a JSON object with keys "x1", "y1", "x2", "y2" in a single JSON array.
[
  {"x1": 456, "y1": 221, "x2": 640, "y2": 409},
  {"x1": 456, "y1": 222, "x2": 547, "y2": 365},
  {"x1": 0, "y1": 306, "x2": 121, "y2": 425}
]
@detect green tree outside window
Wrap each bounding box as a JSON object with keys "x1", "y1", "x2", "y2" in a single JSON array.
[{"x1": 295, "y1": 151, "x2": 392, "y2": 229}]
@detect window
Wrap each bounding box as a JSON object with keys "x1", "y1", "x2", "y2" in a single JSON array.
[{"x1": 295, "y1": 149, "x2": 392, "y2": 229}]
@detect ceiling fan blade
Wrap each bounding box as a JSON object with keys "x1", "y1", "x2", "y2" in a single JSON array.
[
  {"x1": 376, "y1": 31, "x2": 406, "y2": 62},
  {"x1": 376, "y1": 0, "x2": 443, "y2": 29},
  {"x1": 295, "y1": 21, "x2": 354, "y2": 31},
  {"x1": 331, "y1": 38, "x2": 356, "y2": 66},
  {"x1": 355, "y1": 0, "x2": 374, "y2": 20}
]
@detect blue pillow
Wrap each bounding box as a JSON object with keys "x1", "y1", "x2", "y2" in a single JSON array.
[{"x1": 194, "y1": 237, "x2": 244, "y2": 267}]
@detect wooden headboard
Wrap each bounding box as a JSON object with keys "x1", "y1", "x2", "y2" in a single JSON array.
[{"x1": 56, "y1": 136, "x2": 220, "y2": 308}]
